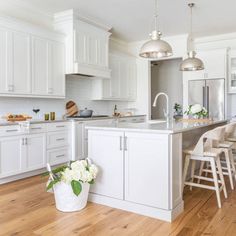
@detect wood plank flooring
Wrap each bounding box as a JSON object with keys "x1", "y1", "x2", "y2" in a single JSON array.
[{"x1": 1, "y1": 175, "x2": 236, "y2": 236}]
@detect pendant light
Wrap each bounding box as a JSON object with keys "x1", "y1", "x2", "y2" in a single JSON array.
[
  {"x1": 180, "y1": 3, "x2": 204, "y2": 71},
  {"x1": 139, "y1": 0, "x2": 173, "y2": 59}
]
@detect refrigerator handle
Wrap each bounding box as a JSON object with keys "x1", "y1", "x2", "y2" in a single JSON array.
[
  {"x1": 206, "y1": 86, "x2": 210, "y2": 116},
  {"x1": 203, "y1": 86, "x2": 206, "y2": 108}
]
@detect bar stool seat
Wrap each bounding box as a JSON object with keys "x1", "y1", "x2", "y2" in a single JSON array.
[{"x1": 184, "y1": 146, "x2": 222, "y2": 157}]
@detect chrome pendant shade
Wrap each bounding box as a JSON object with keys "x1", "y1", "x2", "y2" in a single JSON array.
[
  {"x1": 180, "y1": 51, "x2": 204, "y2": 71},
  {"x1": 180, "y1": 3, "x2": 204, "y2": 71},
  {"x1": 139, "y1": 0, "x2": 173, "y2": 59}
]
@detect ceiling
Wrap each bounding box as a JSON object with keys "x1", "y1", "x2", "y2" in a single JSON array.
[{"x1": 15, "y1": 0, "x2": 236, "y2": 42}]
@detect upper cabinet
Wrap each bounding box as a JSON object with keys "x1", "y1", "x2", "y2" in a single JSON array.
[
  {"x1": 0, "y1": 16, "x2": 65, "y2": 98},
  {"x1": 54, "y1": 9, "x2": 111, "y2": 78},
  {"x1": 91, "y1": 53, "x2": 137, "y2": 101},
  {"x1": 228, "y1": 49, "x2": 236, "y2": 93},
  {"x1": 183, "y1": 49, "x2": 227, "y2": 81}
]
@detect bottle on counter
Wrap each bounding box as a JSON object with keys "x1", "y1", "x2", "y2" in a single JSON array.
[{"x1": 113, "y1": 105, "x2": 118, "y2": 117}]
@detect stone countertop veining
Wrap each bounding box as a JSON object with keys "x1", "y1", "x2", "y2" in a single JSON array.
[{"x1": 85, "y1": 119, "x2": 227, "y2": 134}]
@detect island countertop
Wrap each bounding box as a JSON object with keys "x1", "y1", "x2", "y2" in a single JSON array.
[{"x1": 85, "y1": 119, "x2": 227, "y2": 134}]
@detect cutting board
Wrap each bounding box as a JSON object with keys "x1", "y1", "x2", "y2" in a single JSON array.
[{"x1": 66, "y1": 101, "x2": 79, "y2": 117}]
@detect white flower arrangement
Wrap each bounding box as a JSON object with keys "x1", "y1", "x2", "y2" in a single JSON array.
[
  {"x1": 185, "y1": 104, "x2": 208, "y2": 118},
  {"x1": 45, "y1": 159, "x2": 98, "y2": 196}
]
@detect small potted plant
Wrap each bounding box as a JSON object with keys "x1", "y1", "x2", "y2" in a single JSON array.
[
  {"x1": 173, "y1": 103, "x2": 183, "y2": 120},
  {"x1": 185, "y1": 104, "x2": 208, "y2": 119},
  {"x1": 45, "y1": 159, "x2": 98, "y2": 212}
]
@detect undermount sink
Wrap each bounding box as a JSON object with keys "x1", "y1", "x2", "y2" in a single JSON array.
[{"x1": 146, "y1": 120, "x2": 166, "y2": 124}]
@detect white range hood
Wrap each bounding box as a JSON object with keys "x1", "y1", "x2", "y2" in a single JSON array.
[{"x1": 54, "y1": 9, "x2": 111, "y2": 78}]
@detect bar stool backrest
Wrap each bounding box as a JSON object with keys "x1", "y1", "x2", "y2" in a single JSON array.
[
  {"x1": 192, "y1": 126, "x2": 225, "y2": 156},
  {"x1": 224, "y1": 122, "x2": 236, "y2": 139}
]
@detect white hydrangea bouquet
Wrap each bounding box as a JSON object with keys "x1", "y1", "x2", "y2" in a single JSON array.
[
  {"x1": 45, "y1": 159, "x2": 98, "y2": 212},
  {"x1": 185, "y1": 104, "x2": 208, "y2": 119}
]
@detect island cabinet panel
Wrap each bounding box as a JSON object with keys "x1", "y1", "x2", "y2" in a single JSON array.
[
  {"x1": 88, "y1": 130, "x2": 124, "y2": 200},
  {"x1": 124, "y1": 132, "x2": 169, "y2": 210}
]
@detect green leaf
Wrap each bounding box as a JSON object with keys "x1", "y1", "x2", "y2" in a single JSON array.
[
  {"x1": 88, "y1": 179, "x2": 95, "y2": 185},
  {"x1": 42, "y1": 171, "x2": 50, "y2": 177},
  {"x1": 52, "y1": 165, "x2": 67, "y2": 174},
  {"x1": 71, "y1": 180, "x2": 82, "y2": 196},
  {"x1": 46, "y1": 179, "x2": 59, "y2": 191}
]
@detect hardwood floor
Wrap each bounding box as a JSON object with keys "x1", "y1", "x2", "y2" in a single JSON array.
[{"x1": 1, "y1": 176, "x2": 236, "y2": 236}]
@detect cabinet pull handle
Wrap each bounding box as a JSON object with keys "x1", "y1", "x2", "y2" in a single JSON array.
[
  {"x1": 22, "y1": 138, "x2": 25, "y2": 145},
  {"x1": 6, "y1": 129, "x2": 18, "y2": 132},
  {"x1": 56, "y1": 125, "x2": 65, "y2": 128},
  {"x1": 56, "y1": 154, "x2": 65, "y2": 158},
  {"x1": 25, "y1": 138, "x2": 28, "y2": 145},
  {"x1": 56, "y1": 138, "x2": 65, "y2": 141},
  {"x1": 124, "y1": 136, "x2": 128, "y2": 151},
  {"x1": 120, "y1": 136, "x2": 123, "y2": 150},
  {"x1": 31, "y1": 127, "x2": 42, "y2": 130}
]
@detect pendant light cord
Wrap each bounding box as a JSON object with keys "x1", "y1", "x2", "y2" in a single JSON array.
[{"x1": 154, "y1": 0, "x2": 159, "y2": 32}]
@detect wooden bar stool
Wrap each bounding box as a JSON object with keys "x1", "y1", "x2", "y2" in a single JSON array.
[
  {"x1": 183, "y1": 127, "x2": 227, "y2": 208},
  {"x1": 198, "y1": 125, "x2": 236, "y2": 190}
]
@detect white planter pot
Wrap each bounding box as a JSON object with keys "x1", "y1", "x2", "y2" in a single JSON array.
[{"x1": 53, "y1": 182, "x2": 90, "y2": 212}]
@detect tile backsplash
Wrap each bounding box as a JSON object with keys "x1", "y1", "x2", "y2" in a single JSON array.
[{"x1": 0, "y1": 75, "x2": 131, "y2": 120}]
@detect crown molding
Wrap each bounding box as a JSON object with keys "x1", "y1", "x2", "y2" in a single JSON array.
[{"x1": 195, "y1": 32, "x2": 236, "y2": 44}]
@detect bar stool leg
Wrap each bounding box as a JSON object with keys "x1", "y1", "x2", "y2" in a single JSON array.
[
  {"x1": 210, "y1": 158, "x2": 222, "y2": 208},
  {"x1": 223, "y1": 150, "x2": 234, "y2": 190},
  {"x1": 190, "y1": 160, "x2": 196, "y2": 190},
  {"x1": 216, "y1": 156, "x2": 228, "y2": 199},
  {"x1": 182, "y1": 155, "x2": 190, "y2": 194},
  {"x1": 229, "y1": 150, "x2": 236, "y2": 181},
  {"x1": 198, "y1": 161, "x2": 205, "y2": 184}
]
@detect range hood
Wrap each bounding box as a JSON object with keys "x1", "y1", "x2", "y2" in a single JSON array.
[{"x1": 54, "y1": 9, "x2": 111, "y2": 78}]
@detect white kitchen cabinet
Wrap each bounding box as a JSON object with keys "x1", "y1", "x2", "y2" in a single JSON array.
[
  {"x1": 0, "y1": 136, "x2": 23, "y2": 177},
  {"x1": 32, "y1": 37, "x2": 65, "y2": 97},
  {"x1": 124, "y1": 132, "x2": 169, "y2": 209},
  {"x1": 0, "y1": 17, "x2": 65, "y2": 98},
  {"x1": 183, "y1": 49, "x2": 227, "y2": 81},
  {"x1": 0, "y1": 133, "x2": 46, "y2": 177},
  {"x1": 228, "y1": 49, "x2": 236, "y2": 93},
  {"x1": 48, "y1": 41, "x2": 65, "y2": 96},
  {"x1": 92, "y1": 53, "x2": 137, "y2": 101},
  {"x1": 11, "y1": 31, "x2": 31, "y2": 94},
  {"x1": 54, "y1": 9, "x2": 111, "y2": 78},
  {"x1": 24, "y1": 134, "x2": 46, "y2": 170},
  {"x1": 0, "y1": 29, "x2": 31, "y2": 94},
  {"x1": 89, "y1": 130, "x2": 124, "y2": 199}
]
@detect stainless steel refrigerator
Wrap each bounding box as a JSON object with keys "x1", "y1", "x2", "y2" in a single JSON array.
[{"x1": 188, "y1": 79, "x2": 225, "y2": 119}]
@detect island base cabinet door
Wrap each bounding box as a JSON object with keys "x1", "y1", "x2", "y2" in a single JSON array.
[
  {"x1": 88, "y1": 130, "x2": 124, "y2": 200},
  {"x1": 0, "y1": 136, "x2": 23, "y2": 177},
  {"x1": 124, "y1": 132, "x2": 169, "y2": 210}
]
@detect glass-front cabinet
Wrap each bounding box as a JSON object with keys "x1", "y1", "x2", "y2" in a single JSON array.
[{"x1": 229, "y1": 50, "x2": 236, "y2": 93}]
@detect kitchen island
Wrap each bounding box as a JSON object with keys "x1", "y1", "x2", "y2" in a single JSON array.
[{"x1": 86, "y1": 119, "x2": 226, "y2": 222}]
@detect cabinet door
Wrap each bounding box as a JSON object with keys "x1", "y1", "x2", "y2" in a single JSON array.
[
  {"x1": 0, "y1": 27, "x2": 10, "y2": 93},
  {"x1": 0, "y1": 136, "x2": 23, "y2": 177},
  {"x1": 31, "y1": 37, "x2": 48, "y2": 95},
  {"x1": 25, "y1": 134, "x2": 46, "y2": 170},
  {"x1": 124, "y1": 132, "x2": 169, "y2": 209},
  {"x1": 127, "y1": 61, "x2": 137, "y2": 100},
  {"x1": 88, "y1": 130, "x2": 124, "y2": 199},
  {"x1": 48, "y1": 41, "x2": 65, "y2": 97},
  {"x1": 11, "y1": 31, "x2": 31, "y2": 94},
  {"x1": 110, "y1": 55, "x2": 120, "y2": 98},
  {"x1": 119, "y1": 59, "x2": 129, "y2": 99}
]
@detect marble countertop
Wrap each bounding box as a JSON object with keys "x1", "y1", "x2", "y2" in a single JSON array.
[
  {"x1": 85, "y1": 119, "x2": 227, "y2": 134},
  {"x1": 0, "y1": 115, "x2": 146, "y2": 126}
]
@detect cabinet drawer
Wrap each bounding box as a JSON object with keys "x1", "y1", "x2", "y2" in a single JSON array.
[
  {"x1": 47, "y1": 131, "x2": 69, "y2": 149},
  {"x1": 47, "y1": 122, "x2": 70, "y2": 132},
  {"x1": 29, "y1": 124, "x2": 46, "y2": 133},
  {"x1": 0, "y1": 125, "x2": 21, "y2": 136},
  {"x1": 47, "y1": 148, "x2": 69, "y2": 166}
]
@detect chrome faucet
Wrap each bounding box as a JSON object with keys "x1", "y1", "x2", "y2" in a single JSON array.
[{"x1": 152, "y1": 92, "x2": 170, "y2": 121}]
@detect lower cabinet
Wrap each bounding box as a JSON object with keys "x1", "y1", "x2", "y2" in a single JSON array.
[
  {"x1": 88, "y1": 130, "x2": 170, "y2": 209},
  {"x1": 0, "y1": 136, "x2": 22, "y2": 177},
  {"x1": 89, "y1": 130, "x2": 124, "y2": 200},
  {"x1": 124, "y1": 132, "x2": 169, "y2": 209},
  {"x1": 0, "y1": 133, "x2": 46, "y2": 177},
  {"x1": 47, "y1": 148, "x2": 69, "y2": 166}
]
